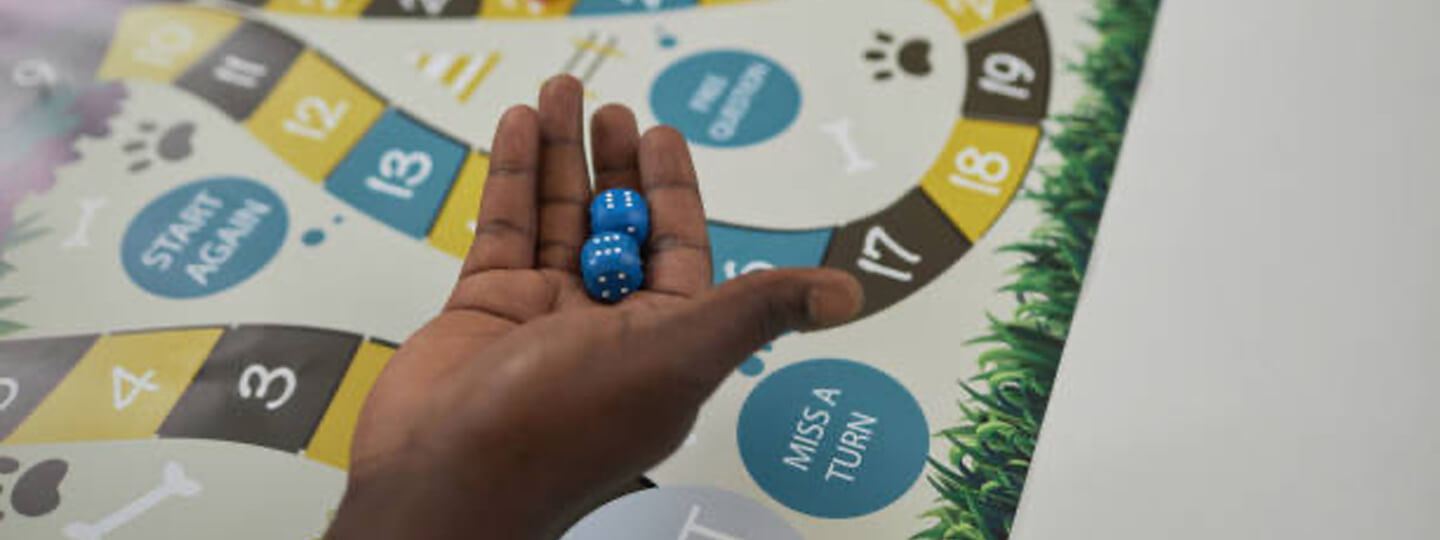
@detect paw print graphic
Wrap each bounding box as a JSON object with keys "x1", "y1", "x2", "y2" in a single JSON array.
[{"x1": 0, "y1": 456, "x2": 68, "y2": 521}]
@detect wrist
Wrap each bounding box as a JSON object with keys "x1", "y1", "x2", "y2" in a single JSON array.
[{"x1": 324, "y1": 463, "x2": 549, "y2": 540}]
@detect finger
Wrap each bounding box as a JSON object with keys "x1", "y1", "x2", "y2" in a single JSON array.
[
  {"x1": 645, "y1": 268, "x2": 863, "y2": 393},
  {"x1": 536, "y1": 75, "x2": 591, "y2": 272},
  {"x1": 590, "y1": 104, "x2": 642, "y2": 193},
  {"x1": 462, "y1": 105, "x2": 539, "y2": 276},
  {"x1": 638, "y1": 126, "x2": 711, "y2": 297}
]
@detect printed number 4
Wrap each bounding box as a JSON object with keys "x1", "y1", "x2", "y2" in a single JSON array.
[
  {"x1": 950, "y1": 0, "x2": 997, "y2": 20},
  {"x1": 112, "y1": 366, "x2": 159, "y2": 411},
  {"x1": 949, "y1": 146, "x2": 1011, "y2": 196},
  {"x1": 366, "y1": 150, "x2": 434, "y2": 200},
  {"x1": 238, "y1": 364, "x2": 297, "y2": 411},
  {"x1": 857, "y1": 226, "x2": 921, "y2": 282},
  {"x1": 283, "y1": 96, "x2": 349, "y2": 141}
]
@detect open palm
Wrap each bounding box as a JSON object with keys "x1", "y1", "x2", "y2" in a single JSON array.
[{"x1": 326, "y1": 77, "x2": 862, "y2": 540}]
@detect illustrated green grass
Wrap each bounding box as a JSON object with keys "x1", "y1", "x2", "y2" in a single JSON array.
[
  {"x1": 917, "y1": 1, "x2": 1159, "y2": 538},
  {"x1": 0, "y1": 212, "x2": 46, "y2": 337}
]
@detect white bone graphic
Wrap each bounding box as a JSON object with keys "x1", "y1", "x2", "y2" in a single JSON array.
[
  {"x1": 63, "y1": 461, "x2": 201, "y2": 540},
  {"x1": 677, "y1": 504, "x2": 745, "y2": 540},
  {"x1": 62, "y1": 197, "x2": 109, "y2": 249},
  {"x1": 821, "y1": 118, "x2": 876, "y2": 175}
]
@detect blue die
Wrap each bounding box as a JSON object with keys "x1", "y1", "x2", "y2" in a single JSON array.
[
  {"x1": 582, "y1": 233, "x2": 645, "y2": 303},
  {"x1": 590, "y1": 188, "x2": 650, "y2": 242}
]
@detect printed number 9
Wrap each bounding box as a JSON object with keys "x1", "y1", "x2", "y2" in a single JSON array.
[{"x1": 11, "y1": 59, "x2": 57, "y2": 88}]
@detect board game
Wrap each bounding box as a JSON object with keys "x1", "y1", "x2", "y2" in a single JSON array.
[{"x1": 0, "y1": 0, "x2": 1158, "y2": 537}]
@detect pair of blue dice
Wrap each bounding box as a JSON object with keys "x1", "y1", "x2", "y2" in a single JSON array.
[{"x1": 582, "y1": 188, "x2": 650, "y2": 303}]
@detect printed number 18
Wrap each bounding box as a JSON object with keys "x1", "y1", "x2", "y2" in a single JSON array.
[{"x1": 949, "y1": 147, "x2": 1011, "y2": 196}]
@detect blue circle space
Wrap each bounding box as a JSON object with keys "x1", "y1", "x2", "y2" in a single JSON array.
[
  {"x1": 121, "y1": 177, "x2": 288, "y2": 299},
  {"x1": 737, "y1": 358, "x2": 929, "y2": 518},
  {"x1": 650, "y1": 49, "x2": 801, "y2": 148}
]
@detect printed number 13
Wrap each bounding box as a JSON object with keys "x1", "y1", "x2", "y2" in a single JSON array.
[{"x1": 366, "y1": 150, "x2": 434, "y2": 200}]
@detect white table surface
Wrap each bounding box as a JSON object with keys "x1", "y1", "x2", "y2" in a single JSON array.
[{"x1": 1013, "y1": 1, "x2": 1440, "y2": 538}]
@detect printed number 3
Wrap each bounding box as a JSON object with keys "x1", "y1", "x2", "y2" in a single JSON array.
[
  {"x1": 238, "y1": 364, "x2": 297, "y2": 411},
  {"x1": 0, "y1": 377, "x2": 16, "y2": 411},
  {"x1": 366, "y1": 150, "x2": 434, "y2": 200}
]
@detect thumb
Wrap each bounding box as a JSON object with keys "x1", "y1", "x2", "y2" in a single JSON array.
[{"x1": 649, "y1": 268, "x2": 864, "y2": 390}]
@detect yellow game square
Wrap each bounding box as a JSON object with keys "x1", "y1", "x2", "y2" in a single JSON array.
[
  {"x1": 245, "y1": 51, "x2": 386, "y2": 183},
  {"x1": 6, "y1": 328, "x2": 222, "y2": 444},
  {"x1": 267, "y1": 0, "x2": 369, "y2": 17},
  {"x1": 480, "y1": 0, "x2": 576, "y2": 18},
  {"x1": 305, "y1": 340, "x2": 395, "y2": 470},
  {"x1": 928, "y1": 0, "x2": 1030, "y2": 37},
  {"x1": 920, "y1": 118, "x2": 1041, "y2": 241},
  {"x1": 427, "y1": 152, "x2": 489, "y2": 259},
  {"x1": 98, "y1": 5, "x2": 242, "y2": 83}
]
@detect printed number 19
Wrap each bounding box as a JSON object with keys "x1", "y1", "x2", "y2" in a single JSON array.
[{"x1": 978, "y1": 53, "x2": 1036, "y2": 101}]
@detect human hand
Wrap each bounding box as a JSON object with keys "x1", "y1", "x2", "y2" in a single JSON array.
[{"x1": 324, "y1": 76, "x2": 863, "y2": 540}]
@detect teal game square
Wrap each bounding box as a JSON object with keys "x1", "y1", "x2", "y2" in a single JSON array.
[
  {"x1": 572, "y1": 0, "x2": 696, "y2": 16},
  {"x1": 326, "y1": 109, "x2": 465, "y2": 239},
  {"x1": 708, "y1": 223, "x2": 832, "y2": 285}
]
